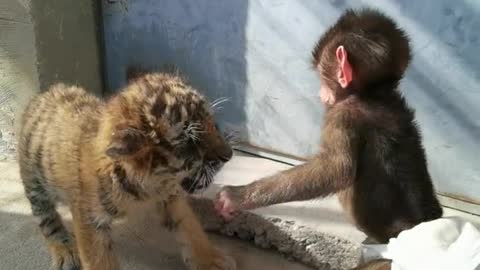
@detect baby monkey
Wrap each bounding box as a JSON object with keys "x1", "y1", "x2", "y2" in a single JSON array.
[{"x1": 216, "y1": 8, "x2": 442, "y2": 269}]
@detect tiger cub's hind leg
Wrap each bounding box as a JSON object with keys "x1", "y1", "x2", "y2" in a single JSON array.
[{"x1": 22, "y1": 174, "x2": 80, "y2": 270}]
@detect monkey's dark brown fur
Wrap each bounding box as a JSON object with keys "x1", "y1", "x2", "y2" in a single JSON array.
[
  {"x1": 216, "y1": 8, "x2": 442, "y2": 269},
  {"x1": 312, "y1": 8, "x2": 411, "y2": 93}
]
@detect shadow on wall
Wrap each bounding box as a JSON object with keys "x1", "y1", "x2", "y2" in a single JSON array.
[
  {"x1": 391, "y1": 0, "x2": 480, "y2": 138},
  {"x1": 101, "y1": 0, "x2": 249, "y2": 138}
]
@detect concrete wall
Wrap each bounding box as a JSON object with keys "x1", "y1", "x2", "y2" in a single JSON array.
[
  {"x1": 101, "y1": 1, "x2": 480, "y2": 206},
  {"x1": 0, "y1": 0, "x2": 104, "y2": 160}
]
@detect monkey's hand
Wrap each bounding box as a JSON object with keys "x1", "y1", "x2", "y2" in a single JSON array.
[{"x1": 214, "y1": 185, "x2": 248, "y2": 221}]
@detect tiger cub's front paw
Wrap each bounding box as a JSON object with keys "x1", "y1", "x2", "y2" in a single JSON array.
[
  {"x1": 206, "y1": 249, "x2": 236, "y2": 270},
  {"x1": 183, "y1": 247, "x2": 236, "y2": 270},
  {"x1": 50, "y1": 243, "x2": 81, "y2": 270}
]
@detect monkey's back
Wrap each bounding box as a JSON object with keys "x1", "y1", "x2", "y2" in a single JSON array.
[
  {"x1": 352, "y1": 90, "x2": 443, "y2": 241},
  {"x1": 18, "y1": 84, "x2": 102, "y2": 201}
]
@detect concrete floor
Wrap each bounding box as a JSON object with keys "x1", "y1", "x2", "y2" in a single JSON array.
[
  {"x1": 0, "y1": 151, "x2": 478, "y2": 269},
  {"x1": 0, "y1": 153, "x2": 317, "y2": 270}
]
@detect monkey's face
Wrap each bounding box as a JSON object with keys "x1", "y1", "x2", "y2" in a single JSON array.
[
  {"x1": 319, "y1": 79, "x2": 336, "y2": 105},
  {"x1": 317, "y1": 64, "x2": 340, "y2": 106}
]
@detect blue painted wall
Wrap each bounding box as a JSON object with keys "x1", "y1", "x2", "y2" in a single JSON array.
[{"x1": 102, "y1": 0, "x2": 480, "y2": 203}]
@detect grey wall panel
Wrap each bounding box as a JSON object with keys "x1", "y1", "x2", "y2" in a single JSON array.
[
  {"x1": 0, "y1": 0, "x2": 104, "y2": 161},
  {"x1": 0, "y1": 0, "x2": 39, "y2": 160}
]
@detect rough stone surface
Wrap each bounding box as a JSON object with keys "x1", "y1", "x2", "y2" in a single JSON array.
[
  {"x1": 190, "y1": 197, "x2": 362, "y2": 270},
  {"x1": 0, "y1": 104, "x2": 17, "y2": 161}
]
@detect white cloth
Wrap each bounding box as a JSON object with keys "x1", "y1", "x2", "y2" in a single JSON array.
[{"x1": 361, "y1": 217, "x2": 480, "y2": 270}]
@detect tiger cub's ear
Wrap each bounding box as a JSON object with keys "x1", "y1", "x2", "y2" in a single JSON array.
[
  {"x1": 126, "y1": 66, "x2": 148, "y2": 83},
  {"x1": 106, "y1": 127, "x2": 147, "y2": 158}
]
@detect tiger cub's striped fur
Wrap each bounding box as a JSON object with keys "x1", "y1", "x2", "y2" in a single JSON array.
[{"x1": 18, "y1": 71, "x2": 235, "y2": 270}]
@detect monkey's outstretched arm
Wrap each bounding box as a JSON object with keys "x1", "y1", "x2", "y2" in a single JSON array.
[{"x1": 216, "y1": 116, "x2": 359, "y2": 218}]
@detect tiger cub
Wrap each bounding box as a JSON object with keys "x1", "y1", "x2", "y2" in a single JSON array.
[{"x1": 17, "y1": 70, "x2": 235, "y2": 270}]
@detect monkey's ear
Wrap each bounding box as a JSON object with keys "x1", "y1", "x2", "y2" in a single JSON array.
[
  {"x1": 106, "y1": 127, "x2": 147, "y2": 158},
  {"x1": 336, "y1": 46, "x2": 353, "y2": 88}
]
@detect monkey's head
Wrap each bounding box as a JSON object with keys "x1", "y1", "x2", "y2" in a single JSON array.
[
  {"x1": 312, "y1": 8, "x2": 411, "y2": 105},
  {"x1": 103, "y1": 70, "x2": 233, "y2": 194}
]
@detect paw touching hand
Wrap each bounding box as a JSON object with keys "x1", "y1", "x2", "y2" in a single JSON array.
[{"x1": 214, "y1": 186, "x2": 244, "y2": 221}]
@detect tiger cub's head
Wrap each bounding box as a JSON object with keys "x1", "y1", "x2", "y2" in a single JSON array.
[{"x1": 102, "y1": 70, "x2": 233, "y2": 193}]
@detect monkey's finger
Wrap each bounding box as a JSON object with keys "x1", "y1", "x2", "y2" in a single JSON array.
[
  {"x1": 221, "y1": 213, "x2": 234, "y2": 221},
  {"x1": 214, "y1": 199, "x2": 225, "y2": 213},
  {"x1": 220, "y1": 209, "x2": 239, "y2": 221},
  {"x1": 215, "y1": 188, "x2": 225, "y2": 199},
  {"x1": 216, "y1": 206, "x2": 233, "y2": 220},
  {"x1": 214, "y1": 190, "x2": 231, "y2": 211},
  {"x1": 214, "y1": 200, "x2": 231, "y2": 219}
]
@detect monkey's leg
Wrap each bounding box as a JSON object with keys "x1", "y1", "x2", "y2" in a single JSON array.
[
  {"x1": 337, "y1": 187, "x2": 355, "y2": 222},
  {"x1": 71, "y1": 207, "x2": 119, "y2": 270},
  {"x1": 337, "y1": 188, "x2": 382, "y2": 244},
  {"x1": 23, "y1": 175, "x2": 80, "y2": 270},
  {"x1": 338, "y1": 186, "x2": 417, "y2": 243},
  {"x1": 163, "y1": 196, "x2": 236, "y2": 270}
]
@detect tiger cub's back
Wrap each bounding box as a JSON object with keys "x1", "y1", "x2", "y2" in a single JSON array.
[{"x1": 18, "y1": 83, "x2": 102, "y2": 195}]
